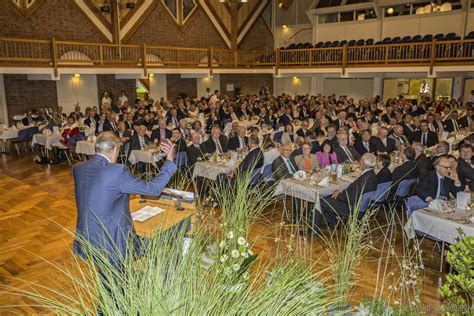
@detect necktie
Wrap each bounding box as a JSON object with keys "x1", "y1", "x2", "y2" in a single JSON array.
[
  {"x1": 239, "y1": 136, "x2": 246, "y2": 149},
  {"x1": 438, "y1": 177, "x2": 446, "y2": 198},
  {"x1": 285, "y1": 159, "x2": 296, "y2": 174},
  {"x1": 343, "y1": 146, "x2": 354, "y2": 162},
  {"x1": 364, "y1": 142, "x2": 370, "y2": 152},
  {"x1": 429, "y1": 123, "x2": 435, "y2": 132},
  {"x1": 422, "y1": 133, "x2": 426, "y2": 146},
  {"x1": 453, "y1": 119, "x2": 459, "y2": 132},
  {"x1": 215, "y1": 140, "x2": 223, "y2": 154}
]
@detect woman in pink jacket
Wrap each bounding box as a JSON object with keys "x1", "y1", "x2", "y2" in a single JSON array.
[{"x1": 316, "y1": 140, "x2": 338, "y2": 168}]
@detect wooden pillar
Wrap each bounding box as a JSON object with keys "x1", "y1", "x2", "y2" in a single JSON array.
[
  {"x1": 110, "y1": 0, "x2": 120, "y2": 45},
  {"x1": 230, "y1": 0, "x2": 238, "y2": 51}
]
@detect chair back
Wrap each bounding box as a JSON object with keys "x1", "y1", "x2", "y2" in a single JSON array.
[
  {"x1": 250, "y1": 167, "x2": 263, "y2": 188},
  {"x1": 174, "y1": 151, "x2": 188, "y2": 168},
  {"x1": 395, "y1": 178, "x2": 416, "y2": 199},
  {"x1": 372, "y1": 181, "x2": 393, "y2": 204},
  {"x1": 360, "y1": 191, "x2": 375, "y2": 214},
  {"x1": 15, "y1": 128, "x2": 31, "y2": 142}
]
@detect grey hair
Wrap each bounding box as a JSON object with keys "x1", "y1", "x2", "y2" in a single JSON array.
[
  {"x1": 411, "y1": 142, "x2": 423, "y2": 153},
  {"x1": 95, "y1": 132, "x2": 120, "y2": 154},
  {"x1": 361, "y1": 153, "x2": 376, "y2": 168}
]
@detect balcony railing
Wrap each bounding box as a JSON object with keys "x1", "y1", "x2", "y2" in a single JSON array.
[{"x1": 1, "y1": 37, "x2": 474, "y2": 74}]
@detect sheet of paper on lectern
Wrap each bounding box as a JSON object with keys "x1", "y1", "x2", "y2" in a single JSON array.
[{"x1": 132, "y1": 206, "x2": 165, "y2": 222}]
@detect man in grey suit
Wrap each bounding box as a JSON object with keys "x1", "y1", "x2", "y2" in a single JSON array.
[{"x1": 72, "y1": 132, "x2": 177, "y2": 262}]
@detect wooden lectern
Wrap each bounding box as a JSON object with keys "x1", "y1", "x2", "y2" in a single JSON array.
[{"x1": 130, "y1": 197, "x2": 196, "y2": 238}]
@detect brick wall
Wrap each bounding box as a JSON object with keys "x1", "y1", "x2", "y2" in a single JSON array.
[
  {"x1": 166, "y1": 75, "x2": 197, "y2": 101},
  {"x1": 239, "y1": 17, "x2": 274, "y2": 51},
  {"x1": 0, "y1": 0, "x2": 108, "y2": 42},
  {"x1": 126, "y1": 3, "x2": 227, "y2": 48},
  {"x1": 3, "y1": 75, "x2": 58, "y2": 122},
  {"x1": 96, "y1": 75, "x2": 137, "y2": 108},
  {"x1": 220, "y1": 74, "x2": 273, "y2": 97}
]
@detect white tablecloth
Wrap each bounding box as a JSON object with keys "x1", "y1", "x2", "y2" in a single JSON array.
[
  {"x1": 274, "y1": 176, "x2": 355, "y2": 211},
  {"x1": 75, "y1": 140, "x2": 95, "y2": 156},
  {"x1": 192, "y1": 161, "x2": 236, "y2": 180},
  {"x1": 405, "y1": 209, "x2": 474, "y2": 244},
  {"x1": 129, "y1": 149, "x2": 165, "y2": 165},
  {"x1": 32, "y1": 133, "x2": 63, "y2": 150},
  {"x1": 0, "y1": 128, "x2": 19, "y2": 140}
]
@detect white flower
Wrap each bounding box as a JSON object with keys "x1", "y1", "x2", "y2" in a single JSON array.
[
  {"x1": 227, "y1": 231, "x2": 234, "y2": 239},
  {"x1": 219, "y1": 240, "x2": 226, "y2": 248},
  {"x1": 241, "y1": 251, "x2": 249, "y2": 258},
  {"x1": 232, "y1": 264, "x2": 240, "y2": 271},
  {"x1": 243, "y1": 272, "x2": 250, "y2": 280},
  {"x1": 245, "y1": 242, "x2": 249, "y2": 248},
  {"x1": 220, "y1": 255, "x2": 228, "y2": 263},
  {"x1": 237, "y1": 237, "x2": 246, "y2": 246},
  {"x1": 231, "y1": 250, "x2": 240, "y2": 258}
]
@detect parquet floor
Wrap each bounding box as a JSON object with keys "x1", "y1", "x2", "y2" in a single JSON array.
[{"x1": 0, "y1": 152, "x2": 445, "y2": 314}]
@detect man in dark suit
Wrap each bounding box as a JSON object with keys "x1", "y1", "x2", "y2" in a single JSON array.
[
  {"x1": 373, "y1": 127, "x2": 397, "y2": 154},
  {"x1": 217, "y1": 135, "x2": 264, "y2": 190},
  {"x1": 326, "y1": 125, "x2": 338, "y2": 146},
  {"x1": 426, "y1": 113, "x2": 443, "y2": 133},
  {"x1": 354, "y1": 129, "x2": 378, "y2": 156},
  {"x1": 73, "y1": 132, "x2": 176, "y2": 262},
  {"x1": 389, "y1": 124, "x2": 410, "y2": 150},
  {"x1": 334, "y1": 111, "x2": 350, "y2": 131},
  {"x1": 151, "y1": 118, "x2": 172, "y2": 143},
  {"x1": 166, "y1": 108, "x2": 181, "y2": 128},
  {"x1": 458, "y1": 109, "x2": 473, "y2": 129},
  {"x1": 412, "y1": 119, "x2": 439, "y2": 147},
  {"x1": 334, "y1": 132, "x2": 361, "y2": 163},
  {"x1": 258, "y1": 107, "x2": 272, "y2": 126},
  {"x1": 84, "y1": 110, "x2": 98, "y2": 128},
  {"x1": 457, "y1": 143, "x2": 474, "y2": 191},
  {"x1": 412, "y1": 142, "x2": 434, "y2": 179},
  {"x1": 272, "y1": 143, "x2": 298, "y2": 181},
  {"x1": 103, "y1": 115, "x2": 119, "y2": 134},
  {"x1": 277, "y1": 107, "x2": 292, "y2": 126},
  {"x1": 129, "y1": 125, "x2": 151, "y2": 152},
  {"x1": 296, "y1": 119, "x2": 311, "y2": 138},
  {"x1": 170, "y1": 128, "x2": 187, "y2": 153},
  {"x1": 202, "y1": 125, "x2": 228, "y2": 154},
  {"x1": 401, "y1": 114, "x2": 416, "y2": 143},
  {"x1": 387, "y1": 146, "x2": 418, "y2": 200},
  {"x1": 187, "y1": 132, "x2": 205, "y2": 168},
  {"x1": 228, "y1": 125, "x2": 248, "y2": 151},
  {"x1": 314, "y1": 153, "x2": 378, "y2": 230},
  {"x1": 444, "y1": 111, "x2": 461, "y2": 132},
  {"x1": 414, "y1": 156, "x2": 463, "y2": 205}
]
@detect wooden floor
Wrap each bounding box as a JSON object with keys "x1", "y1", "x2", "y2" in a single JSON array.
[{"x1": 0, "y1": 152, "x2": 446, "y2": 314}]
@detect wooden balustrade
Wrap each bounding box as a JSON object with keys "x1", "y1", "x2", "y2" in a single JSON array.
[{"x1": 1, "y1": 37, "x2": 474, "y2": 73}]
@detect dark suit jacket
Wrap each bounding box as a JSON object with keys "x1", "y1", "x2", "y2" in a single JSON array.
[
  {"x1": 402, "y1": 123, "x2": 416, "y2": 142},
  {"x1": 310, "y1": 140, "x2": 321, "y2": 154},
  {"x1": 412, "y1": 130, "x2": 439, "y2": 147},
  {"x1": 444, "y1": 119, "x2": 461, "y2": 132},
  {"x1": 202, "y1": 135, "x2": 229, "y2": 154},
  {"x1": 278, "y1": 114, "x2": 291, "y2": 126},
  {"x1": 258, "y1": 114, "x2": 272, "y2": 126},
  {"x1": 129, "y1": 134, "x2": 151, "y2": 152},
  {"x1": 290, "y1": 147, "x2": 303, "y2": 160},
  {"x1": 296, "y1": 128, "x2": 311, "y2": 138},
  {"x1": 118, "y1": 129, "x2": 132, "y2": 139},
  {"x1": 354, "y1": 139, "x2": 378, "y2": 156},
  {"x1": 103, "y1": 120, "x2": 119, "y2": 133},
  {"x1": 151, "y1": 128, "x2": 172, "y2": 143},
  {"x1": 392, "y1": 160, "x2": 419, "y2": 184},
  {"x1": 237, "y1": 147, "x2": 264, "y2": 175},
  {"x1": 174, "y1": 137, "x2": 187, "y2": 153},
  {"x1": 458, "y1": 115, "x2": 472, "y2": 129},
  {"x1": 373, "y1": 137, "x2": 397, "y2": 154},
  {"x1": 228, "y1": 135, "x2": 248, "y2": 151},
  {"x1": 187, "y1": 143, "x2": 205, "y2": 168},
  {"x1": 21, "y1": 117, "x2": 35, "y2": 126},
  {"x1": 272, "y1": 156, "x2": 297, "y2": 181},
  {"x1": 84, "y1": 117, "x2": 97, "y2": 127},
  {"x1": 457, "y1": 159, "x2": 474, "y2": 190},
  {"x1": 334, "y1": 144, "x2": 361, "y2": 163},
  {"x1": 415, "y1": 170, "x2": 462, "y2": 201},
  {"x1": 376, "y1": 167, "x2": 392, "y2": 185},
  {"x1": 337, "y1": 169, "x2": 377, "y2": 206},
  {"x1": 77, "y1": 160, "x2": 176, "y2": 261},
  {"x1": 415, "y1": 154, "x2": 434, "y2": 179}
]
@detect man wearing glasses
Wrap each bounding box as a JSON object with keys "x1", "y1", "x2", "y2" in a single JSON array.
[{"x1": 415, "y1": 156, "x2": 463, "y2": 204}]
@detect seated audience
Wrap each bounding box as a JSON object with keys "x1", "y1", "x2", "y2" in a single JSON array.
[
  {"x1": 316, "y1": 140, "x2": 338, "y2": 168},
  {"x1": 314, "y1": 153, "x2": 377, "y2": 230},
  {"x1": 294, "y1": 142, "x2": 319, "y2": 172},
  {"x1": 457, "y1": 143, "x2": 474, "y2": 191},
  {"x1": 187, "y1": 132, "x2": 205, "y2": 168},
  {"x1": 354, "y1": 129, "x2": 378, "y2": 156},
  {"x1": 281, "y1": 123, "x2": 296, "y2": 145},
  {"x1": 228, "y1": 125, "x2": 248, "y2": 151},
  {"x1": 202, "y1": 125, "x2": 228, "y2": 154},
  {"x1": 151, "y1": 118, "x2": 172, "y2": 143},
  {"x1": 334, "y1": 131, "x2": 360, "y2": 163},
  {"x1": 412, "y1": 119, "x2": 439, "y2": 147},
  {"x1": 373, "y1": 127, "x2": 396, "y2": 154},
  {"x1": 376, "y1": 154, "x2": 392, "y2": 185},
  {"x1": 389, "y1": 124, "x2": 409, "y2": 150},
  {"x1": 272, "y1": 144, "x2": 298, "y2": 181}
]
